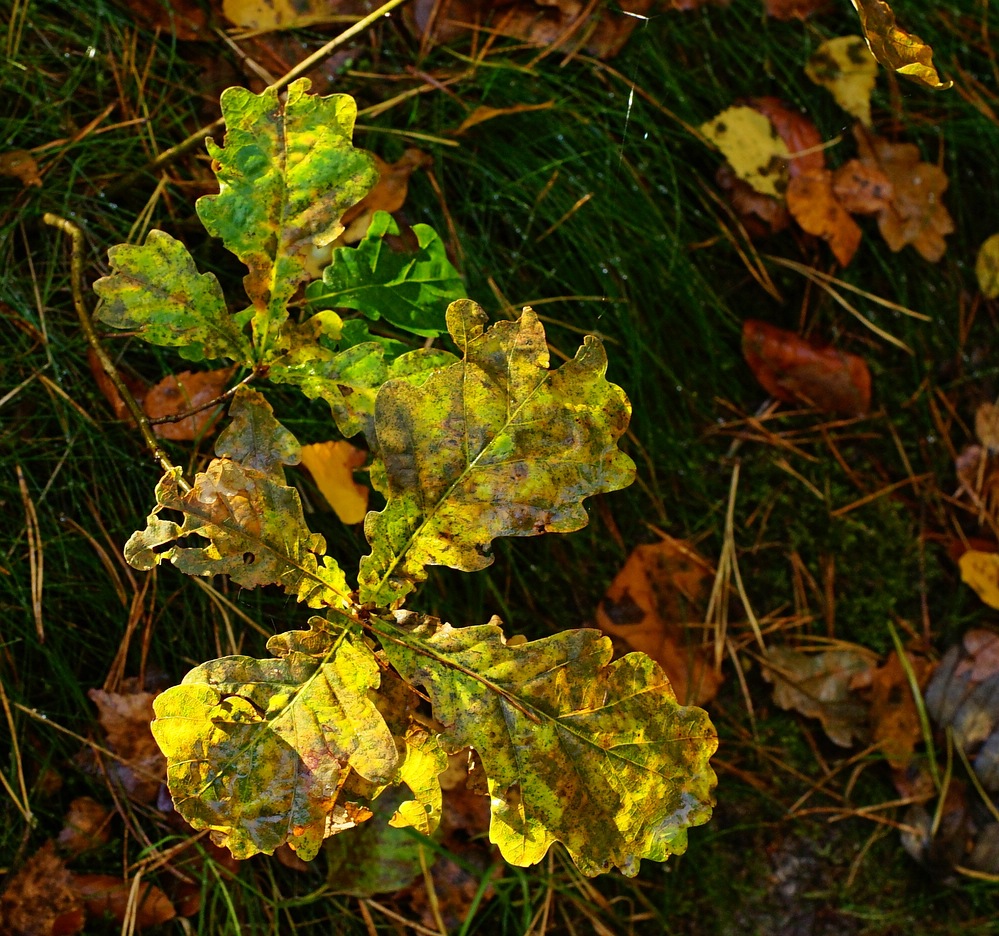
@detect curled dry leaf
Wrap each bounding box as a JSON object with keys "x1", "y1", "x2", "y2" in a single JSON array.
[
  {"x1": 805, "y1": 36, "x2": 879, "y2": 126},
  {"x1": 700, "y1": 106, "x2": 791, "y2": 197},
  {"x1": 851, "y1": 0, "x2": 952, "y2": 90},
  {"x1": 57, "y1": 797, "x2": 112, "y2": 857},
  {"x1": 72, "y1": 875, "x2": 175, "y2": 930},
  {"x1": 786, "y1": 170, "x2": 863, "y2": 267},
  {"x1": 0, "y1": 149, "x2": 42, "y2": 187},
  {"x1": 144, "y1": 367, "x2": 235, "y2": 441},
  {"x1": 595, "y1": 537, "x2": 722, "y2": 706},
  {"x1": 762, "y1": 645, "x2": 876, "y2": 746},
  {"x1": 299, "y1": 440, "x2": 369, "y2": 525},
  {"x1": 975, "y1": 234, "x2": 999, "y2": 299},
  {"x1": 87, "y1": 688, "x2": 165, "y2": 804},
  {"x1": 0, "y1": 842, "x2": 84, "y2": 936},
  {"x1": 742, "y1": 319, "x2": 872, "y2": 417},
  {"x1": 854, "y1": 127, "x2": 954, "y2": 262}
]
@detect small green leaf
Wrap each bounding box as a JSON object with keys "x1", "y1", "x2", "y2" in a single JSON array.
[
  {"x1": 358, "y1": 300, "x2": 635, "y2": 608},
  {"x1": 151, "y1": 624, "x2": 398, "y2": 859},
  {"x1": 125, "y1": 388, "x2": 351, "y2": 609},
  {"x1": 269, "y1": 343, "x2": 457, "y2": 447},
  {"x1": 375, "y1": 613, "x2": 717, "y2": 877},
  {"x1": 93, "y1": 229, "x2": 252, "y2": 363},
  {"x1": 196, "y1": 78, "x2": 377, "y2": 358},
  {"x1": 306, "y1": 210, "x2": 463, "y2": 337},
  {"x1": 339, "y1": 318, "x2": 409, "y2": 362}
]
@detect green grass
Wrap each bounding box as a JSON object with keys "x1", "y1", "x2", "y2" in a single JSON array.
[{"x1": 4, "y1": 0, "x2": 999, "y2": 931}]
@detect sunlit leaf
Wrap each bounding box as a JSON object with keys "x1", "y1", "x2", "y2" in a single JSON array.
[
  {"x1": 125, "y1": 387, "x2": 352, "y2": 609},
  {"x1": 151, "y1": 621, "x2": 398, "y2": 859},
  {"x1": 196, "y1": 78, "x2": 377, "y2": 357},
  {"x1": 851, "y1": 0, "x2": 952, "y2": 90},
  {"x1": 299, "y1": 440, "x2": 369, "y2": 525},
  {"x1": 358, "y1": 301, "x2": 634, "y2": 609},
  {"x1": 374, "y1": 613, "x2": 718, "y2": 876},
  {"x1": 94, "y1": 229, "x2": 252, "y2": 363},
  {"x1": 306, "y1": 210, "x2": 463, "y2": 337}
]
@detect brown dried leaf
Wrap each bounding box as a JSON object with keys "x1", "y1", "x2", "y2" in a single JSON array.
[
  {"x1": 127, "y1": 0, "x2": 211, "y2": 38},
  {"x1": 748, "y1": 97, "x2": 825, "y2": 178},
  {"x1": 742, "y1": 319, "x2": 872, "y2": 416},
  {"x1": 339, "y1": 149, "x2": 433, "y2": 244},
  {"x1": 0, "y1": 150, "x2": 42, "y2": 188},
  {"x1": 0, "y1": 843, "x2": 84, "y2": 936},
  {"x1": 87, "y1": 688, "x2": 165, "y2": 804},
  {"x1": 762, "y1": 646, "x2": 876, "y2": 746},
  {"x1": 854, "y1": 127, "x2": 954, "y2": 262},
  {"x1": 144, "y1": 367, "x2": 235, "y2": 441},
  {"x1": 595, "y1": 537, "x2": 721, "y2": 705},
  {"x1": 72, "y1": 875, "x2": 175, "y2": 929},
  {"x1": 715, "y1": 164, "x2": 789, "y2": 238},
  {"x1": 786, "y1": 169, "x2": 863, "y2": 266},
  {"x1": 868, "y1": 650, "x2": 934, "y2": 769},
  {"x1": 764, "y1": 0, "x2": 830, "y2": 20},
  {"x1": 87, "y1": 347, "x2": 149, "y2": 422},
  {"x1": 57, "y1": 797, "x2": 112, "y2": 858},
  {"x1": 456, "y1": 101, "x2": 555, "y2": 134},
  {"x1": 831, "y1": 158, "x2": 892, "y2": 214}
]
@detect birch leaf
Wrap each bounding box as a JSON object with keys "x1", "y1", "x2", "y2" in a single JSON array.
[
  {"x1": 93, "y1": 229, "x2": 252, "y2": 363},
  {"x1": 196, "y1": 78, "x2": 377, "y2": 358},
  {"x1": 151, "y1": 623, "x2": 398, "y2": 859},
  {"x1": 306, "y1": 210, "x2": 464, "y2": 337},
  {"x1": 358, "y1": 300, "x2": 635, "y2": 609},
  {"x1": 125, "y1": 387, "x2": 352, "y2": 610},
  {"x1": 374, "y1": 613, "x2": 718, "y2": 877}
]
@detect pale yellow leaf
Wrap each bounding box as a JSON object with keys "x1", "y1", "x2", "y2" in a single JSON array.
[
  {"x1": 976, "y1": 234, "x2": 999, "y2": 299},
  {"x1": 805, "y1": 36, "x2": 878, "y2": 126},
  {"x1": 959, "y1": 550, "x2": 999, "y2": 610},
  {"x1": 300, "y1": 440, "x2": 369, "y2": 525},
  {"x1": 700, "y1": 106, "x2": 791, "y2": 198}
]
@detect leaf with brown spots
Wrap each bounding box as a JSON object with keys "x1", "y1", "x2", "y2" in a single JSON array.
[
  {"x1": 357, "y1": 301, "x2": 635, "y2": 609},
  {"x1": 595, "y1": 537, "x2": 721, "y2": 705}
]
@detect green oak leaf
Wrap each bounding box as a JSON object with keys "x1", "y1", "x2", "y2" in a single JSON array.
[
  {"x1": 339, "y1": 318, "x2": 409, "y2": 362},
  {"x1": 93, "y1": 229, "x2": 252, "y2": 363},
  {"x1": 375, "y1": 613, "x2": 718, "y2": 877},
  {"x1": 268, "y1": 343, "x2": 457, "y2": 447},
  {"x1": 151, "y1": 624, "x2": 398, "y2": 859},
  {"x1": 196, "y1": 78, "x2": 377, "y2": 359},
  {"x1": 124, "y1": 387, "x2": 351, "y2": 609},
  {"x1": 305, "y1": 210, "x2": 463, "y2": 337},
  {"x1": 358, "y1": 300, "x2": 635, "y2": 609}
]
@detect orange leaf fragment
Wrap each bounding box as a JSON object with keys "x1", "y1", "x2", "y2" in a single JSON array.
[
  {"x1": 144, "y1": 367, "x2": 234, "y2": 441},
  {"x1": 72, "y1": 875, "x2": 176, "y2": 929},
  {"x1": 299, "y1": 440, "x2": 369, "y2": 525},
  {"x1": 868, "y1": 650, "x2": 934, "y2": 769},
  {"x1": 749, "y1": 97, "x2": 826, "y2": 178},
  {"x1": 742, "y1": 319, "x2": 872, "y2": 416},
  {"x1": 595, "y1": 537, "x2": 721, "y2": 705},
  {"x1": 786, "y1": 169, "x2": 863, "y2": 266}
]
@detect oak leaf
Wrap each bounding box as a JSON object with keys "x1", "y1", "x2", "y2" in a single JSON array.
[
  {"x1": 375, "y1": 612, "x2": 718, "y2": 876},
  {"x1": 786, "y1": 170, "x2": 863, "y2": 267},
  {"x1": 831, "y1": 158, "x2": 893, "y2": 214},
  {"x1": 358, "y1": 300, "x2": 635, "y2": 609}
]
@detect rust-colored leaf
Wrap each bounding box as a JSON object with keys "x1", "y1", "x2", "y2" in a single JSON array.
[
  {"x1": 715, "y1": 164, "x2": 789, "y2": 238},
  {"x1": 868, "y1": 650, "x2": 934, "y2": 769},
  {"x1": 786, "y1": 169, "x2": 863, "y2": 266},
  {"x1": 87, "y1": 347, "x2": 149, "y2": 422},
  {"x1": 851, "y1": 0, "x2": 952, "y2": 90},
  {"x1": 742, "y1": 319, "x2": 872, "y2": 416},
  {"x1": 72, "y1": 875, "x2": 175, "y2": 929},
  {"x1": 0, "y1": 843, "x2": 84, "y2": 936},
  {"x1": 764, "y1": 0, "x2": 830, "y2": 20},
  {"x1": 143, "y1": 367, "x2": 235, "y2": 441},
  {"x1": 57, "y1": 797, "x2": 112, "y2": 857},
  {"x1": 748, "y1": 97, "x2": 825, "y2": 178},
  {"x1": 831, "y1": 158, "x2": 893, "y2": 214},
  {"x1": 456, "y1": 101, "x2": 556, "y2": 134},
  {"x1": 595, "y1": 537, "x2": 722, "y2": 705},
  {"x1": 87, "y1": 688, "x2": 165, "y2": 804}
]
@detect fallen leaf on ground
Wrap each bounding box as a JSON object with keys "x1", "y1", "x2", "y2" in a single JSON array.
[
  {"x1": 57, "y1": 797, "x2": 112, "y2": 857},
  {"x1": 851, "y1": 0, "x2": 952, "y2": 90},
  {"x1": 87, "y1": 688, "x2": 165, "y2": 804},
  {"x1": 299, "y1": 440, "x2": 369, "y2": 524},
  {"x1": 701, "y1": 106, "x2": 791, "y2": 197},
  {"x1": 959, "y1": 551, "x2": 999, "y2": 610},
  {"x1": 854, "y1": 127, "x2": 954, "y2": 262},
  {"x1": 0, "y1": 150, "x2": 42, "y2": 187},
  {"x1": 87, "y1": 347, "x2": 149, "y2": 422},
  {"x1": 715, "y1": 164, "x2": 789, "y2": 237},
  {"x1": 72, "y1": 875, "x2": 175, "y2": 929},
  {"x1": 868, "y1": 650, "x2": 934, "y2": 769},
  {"x1": 595, "y1": 537, "x2": 721, "y2": 705},
  {"x1": 143, "y1": 367, "x2": 234, "y2": 441},
  {"x1": 0, "y1": 843, "x2": 84, "y2": 936},
  {"x1": 338, "y1": 149, "x2": 433, "y2": 245},
  {"x1": 456, "y1": 101, "x2": 555, "y2": 134},
  {"x1": 748, "y1": 97, "x2": 825, "y2": 178},
  {"x1": 831, "y1": 158, "x2": 892, "y2": 214},
  {"x1": 742, "y1": 319, "x2": 872, "y2": 416},
  {"x1": 764, "y1": 0, "x2": 830, "y2": 19},
  {"x1": 975, "y1": 402, "x2": 999, "y2": 452},
  {"x1": 805, "y1": 36, "x2": 879, "y2": 126},
  {"x1": 222, "y1": 0, "x2": 370, "y2": 32},
  {"x1": 976, "y1": 234, "x2": 999, "y2": 299},
  {"x1": 128, "y1": 0, "x2": 211, "y2": 38},
  {"x1": 786, "y1": 169, "x2": 863, "y2": 266},
  {"x1": 762, "y1": 645, "x2": 876, "y2": 746}
]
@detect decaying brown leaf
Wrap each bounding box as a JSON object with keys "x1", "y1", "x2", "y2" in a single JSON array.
[
  {"x1": 851, "y1": 0, "x2": 952, "y2": 90},
  {"x1": 764, "y1": 0, "x2": 830, "y2": 20},
  {"x1": 749, "y1": 97, "x2": 826, "y2": 179},
  {"x1": 0, "y1": 150, "x2": 42, "y2": 188},
  {"x1": 854, "y1": 126, "x2": 954, "y2": 262},
  {"x1": 87, "y1": 347, "x2": 149, "y2": 422},
  {"x1": 595, "y1": 537, "x2": 721, "y2": 705},
  {"x1": 0, "y1": 843, "x2": 84, "y2": 936},
  {"x1": 831, "y1": 158, "x2": 892, "y2": 214},
  {"x1": 786, "y1": 169, "x2": 863, "y2": 267},
  {"x1": 339, "y1": 149, "x2": 433, "y2": 244},
  {"x1": 57, "y1": 797, "x2": 112, "y2": 858},
  {"x1": 715, "y1": 164, "x2": 789, "y2": 238},
  {"x1": 127, "y1": 0, "x2": 211, "y2": 38},
  {"x1": 72, "y1": 875, "x2": 175, "y2": 929},
  {"x1": 762, "y1": 645, "x2": 876, "y2": 746},
  {"x1": 456, "y1": 101, "x2": 555, "y2": 135},
  {"x1": 87, "y1": 688, "x2": 165, "y2": 804},
  {"x1": 867, "y1": 650, "x2": 934, "y2": 770},
  {"x1": 742, "y1": 319, "x2": 872, "y2": 417},
  {"x1": 144, "y1": 367, "x2": 235, "y2": 441}
]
